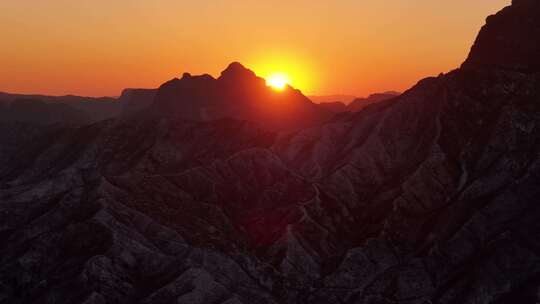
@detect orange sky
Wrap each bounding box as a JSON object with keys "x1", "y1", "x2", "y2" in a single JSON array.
[{"x1": 1, "y1": 0, "x2": 510, "y2": 97}]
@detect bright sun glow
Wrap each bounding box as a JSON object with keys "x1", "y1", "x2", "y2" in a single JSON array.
[
  {"x1": 266, "y1": 73, "x2": 290, "y2": 90},
  {"x1": 249, "y1": 51, "x2": 318, "y2": 94}
]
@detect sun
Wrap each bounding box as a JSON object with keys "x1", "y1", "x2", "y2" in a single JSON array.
[{"x1": 266, "y1": 73, "x2": 290, "y2": 91}]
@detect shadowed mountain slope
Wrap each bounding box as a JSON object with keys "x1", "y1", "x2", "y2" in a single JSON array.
[{"x1": 0, "y1": 1, "x2": 539, "y2": 303}]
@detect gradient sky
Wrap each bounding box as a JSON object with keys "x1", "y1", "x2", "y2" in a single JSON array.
[{"x1": 1, "y1": 0, "x2": 510, "y2": 98}]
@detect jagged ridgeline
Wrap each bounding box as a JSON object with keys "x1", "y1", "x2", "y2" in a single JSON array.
[{"x1": 0, "y1": 1, "x2": 539, "y2": 303}]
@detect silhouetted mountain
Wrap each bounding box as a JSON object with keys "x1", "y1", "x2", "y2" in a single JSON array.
[
  {"x1": 317, "y1": 92, "x2": 400, "y2": 113},
  {"x1": 347, "y1": 91, "x2": 400, "y2": 112},
  {"x1": 0, "y1": 92, "x2": 121, "y2": 123},
  {"x1": 0, "y1": 89, "x2": 161, "y2": 124},
  {"x1": 309, "y1": 94, "x2": 357, "y2": 104},
  {"x1": 152, "y1": 62, "x2": 333, "y2": 131},
  {"x1": 118, "y1": 88, "x2": 157, "y2": 116},
  {"x1": 0, "y1": 2, "x2": 539, "y2": 303},
  {"x1": 0, "y1": 92, "x2": 116, "y2": 105},
  {"x1": 0, "y1": 98, "x2": 91, "y2": 125},
  {"x1": 318, "y1": 101, "x2": 348, "y2": 113}
]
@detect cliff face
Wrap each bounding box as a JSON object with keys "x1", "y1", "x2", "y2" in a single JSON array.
[
  {"x1": 462, "y1": 0, "x2": 540, "y2": 72},
  {"x1": 1, "y1": 2, "x2": 539, "y2": 304}
]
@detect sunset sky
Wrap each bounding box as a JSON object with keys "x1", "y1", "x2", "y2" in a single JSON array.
[{"x1": 1, "y1": 0, "x2": 510, "y2": 98}]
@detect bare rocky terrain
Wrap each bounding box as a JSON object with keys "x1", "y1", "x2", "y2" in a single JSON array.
[{"x1": 1, "y1": 1, "x2": 539, "y2": 303}]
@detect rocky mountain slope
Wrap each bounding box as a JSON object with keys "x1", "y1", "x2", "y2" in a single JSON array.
[{"x1": 0, "y1": 1, "x2": 539, "y2": 303}]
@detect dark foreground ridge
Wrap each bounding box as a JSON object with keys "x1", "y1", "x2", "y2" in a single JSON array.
[{"x1": 0, "y1": 1, "x2": 539, "y2": 303}]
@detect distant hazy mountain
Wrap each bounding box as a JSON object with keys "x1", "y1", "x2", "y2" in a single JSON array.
[
  {"x1": 0, "y1": 89, "x2": 158, "y2": 124},
  {"x1": 317, "y1": 101, "x2": 349, "y2": 113},
  {"x1": 0, "y1": 79, "x2": 394, "y2": 127},
  {"x1": 0, "y1": 92, "x2": 116, "y2": 105},
  {"x1": 0, "y1": 92, "x2": 121, "y2": 123},
  {"x1": 347, "y1": 91, "x2": 400, "y2": 111},
  {"x1": 151, "y1": 62, "x2": 333, "y2": 131},
  {"x1": 1, "y1": 65, "x2": 332, "y2": 131},
  {"x1": 309, "y1": 94, "x2": 357, "y2": 104},
  {"x1": 0, "y1": 2, "x2": 539, "y2": 303},
  {"x1": 317, "y1": 91, "x2": 400, "y2": 113},
  {"x1": 0, "y1": 98, "x2": 91, "y2": 125},
  {"x1": 118, "y1": 88, "x2": 157, "y2": 116}
]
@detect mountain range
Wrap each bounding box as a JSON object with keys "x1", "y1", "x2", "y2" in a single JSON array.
[
  {"x1": 315, "y1": 91, "x2": 400, "y2": 113},
  {"x1": 1, "y1": 83, "x2": 396, "y2": 128},
  {"x1": 0, "y1": 1, "x2": 539, "y2": 303},
  {"x1": 309, "y1": 95, "x2": 358, "y2": 104},
  {"x1": 0, "y1": 90, "x2": 155, "y2": 125},
  {"x1": 149, "y1": 62, "x2": 332, "y2": 131}
]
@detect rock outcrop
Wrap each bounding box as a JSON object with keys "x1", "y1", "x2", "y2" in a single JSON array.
[{"x1": 462, "y1": 0, "x2": 540, "y2": 72}]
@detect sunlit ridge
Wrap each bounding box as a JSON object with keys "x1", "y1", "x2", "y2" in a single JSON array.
[{"x1": 266, "y1": 73, "x2": 290, "y2": 91}]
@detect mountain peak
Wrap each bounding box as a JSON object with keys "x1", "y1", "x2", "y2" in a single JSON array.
[
  {"x1": 219, "y1": 62, "x2": 258, "y2": 81},
  {"x1": 224, "y1": 61, "x2": 246, "y2": 70},
  {"x1": 150, "y1": 62, "x2": 331, "y2": 131},
  {"x1": 462, "y1": 0, "x2": 540, "y2": 72}
]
